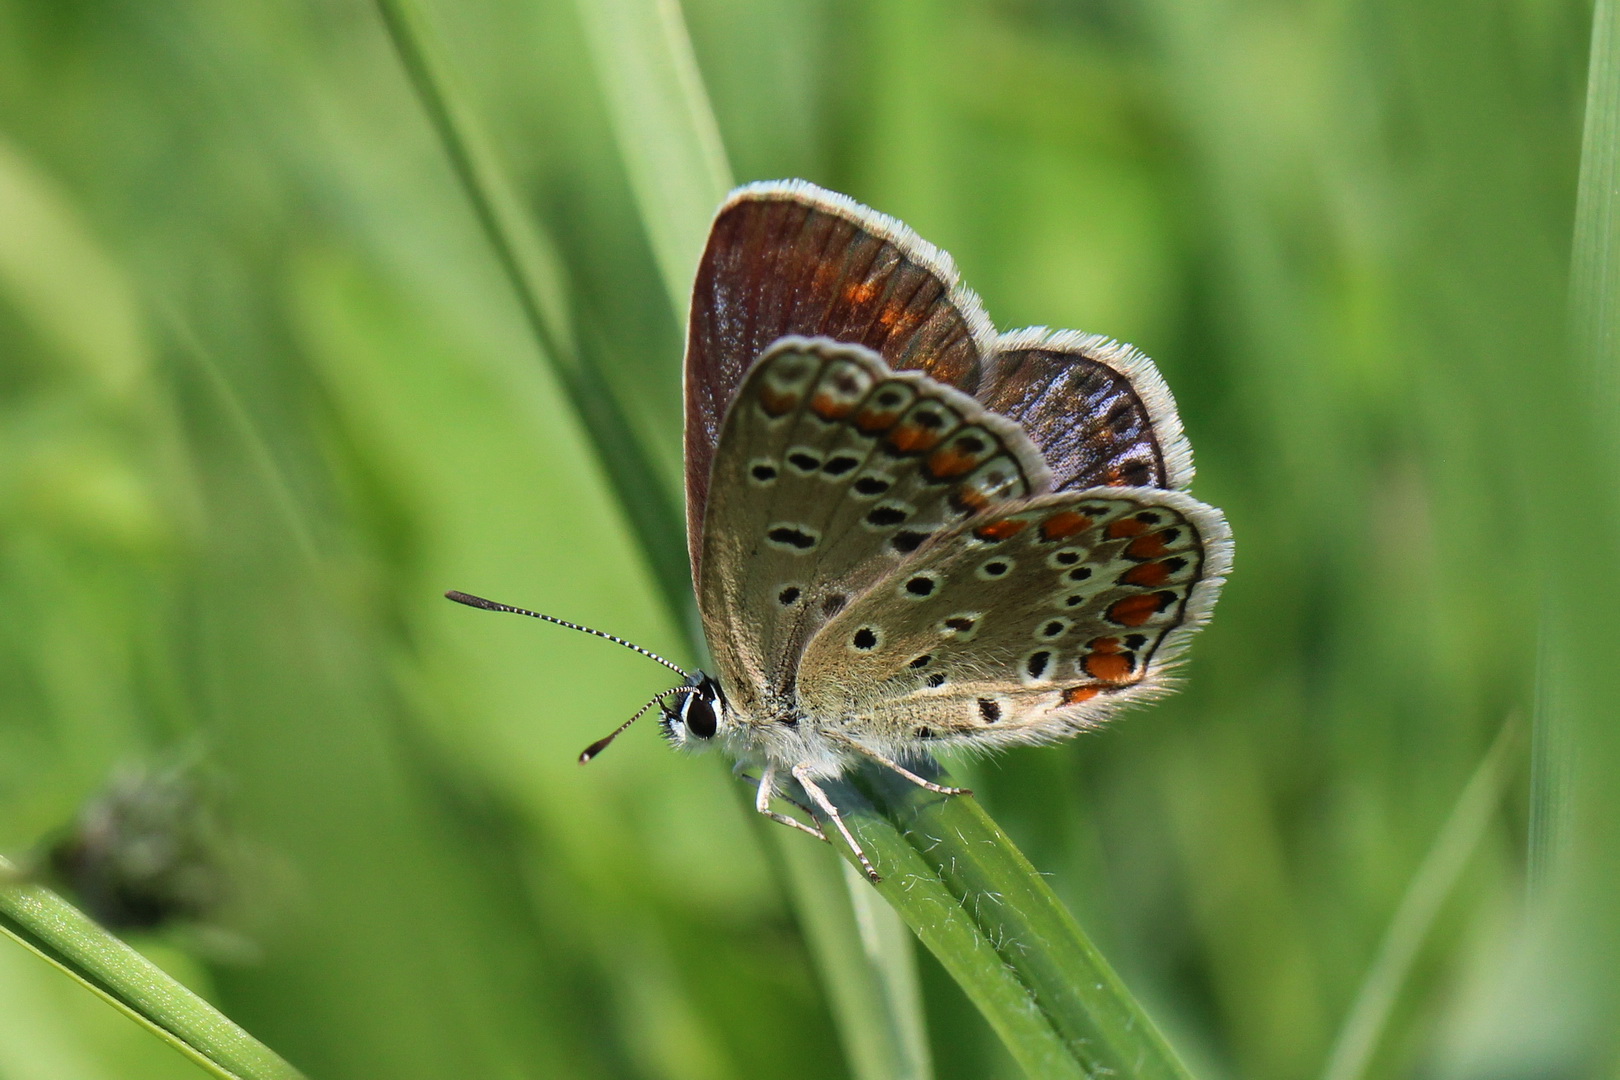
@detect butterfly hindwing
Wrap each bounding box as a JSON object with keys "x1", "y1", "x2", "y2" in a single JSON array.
[
  {"x1": 794, "y1": 488, "x2": 1231, "y2": 753},
  {"x1": 983, "y1": 329, "x2": 1195, "y2": 492},
  {"x1": 697, "y1": 338, "x2": 1050, "y2": 715}
]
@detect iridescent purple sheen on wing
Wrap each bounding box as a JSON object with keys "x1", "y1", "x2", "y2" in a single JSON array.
[{"x1": 978, "y1": 344, "x2": 1168, "y2": 491}]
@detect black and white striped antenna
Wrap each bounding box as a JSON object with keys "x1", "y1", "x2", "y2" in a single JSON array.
[
  {"x1": 444, "y1": 590, "x2": 689, "y2": 678},
  {"x1": 443, "y1": 590, "x2": 694, "y2": 763}
]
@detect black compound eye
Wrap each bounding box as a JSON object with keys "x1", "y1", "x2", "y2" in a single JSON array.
[{"x1": 682, "y1": 694, "x2": 717, "y2": 739}]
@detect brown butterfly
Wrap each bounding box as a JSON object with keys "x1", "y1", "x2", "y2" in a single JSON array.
[{"x1": 451, "y1": 181, "x2": 1231, "y2": 881}]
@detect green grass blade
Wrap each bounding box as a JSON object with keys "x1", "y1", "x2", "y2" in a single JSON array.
[
  {"x1": 1319, "y1": 716, "x2": 1522, "y2": 1080},
  {"x1": 572, "y1": 0, "x2": 733, "y2": 319},
  {"x1": 826, "y1": 766, "x2": 1194, "y2": 1079},
  {"x1": 773, "y1": 840, "x2": 934, "y2": 1080},
  {"x1": 372, "y1": 0, "x2": 690, "y2": 617},
  {"x1": 1532, "y1": 0, "x2": 1620, "y2": 898},
  {"x1": 841, "y1": 860, "x2": 934, "y2": 1080},
  {"x1": 1552, "y1": 0, "x2": 1620, "y2": 896},
  {"x1": 0, "y1": 860, "x2": 303, "y2": 1080}
]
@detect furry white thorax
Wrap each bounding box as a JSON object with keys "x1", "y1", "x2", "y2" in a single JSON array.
[{"x1": 661, "y1": 677, "x2": 874, "y2": 780}]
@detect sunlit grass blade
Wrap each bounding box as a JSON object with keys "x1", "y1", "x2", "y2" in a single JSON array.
[
  {"x1": 0, "y1": 859, "x2": 304, "y2": 1080},
  {"x1": 572, "y1": 0, "x2": 733, "y2": 319},
  {"x1": 1554, "y1": 0, "x2": 1620, "y2": 896},
  {"x1": 372, "y1": 0, "x2": 690, "y2": 616},
  {"x1": 836, "y1": 767, "x2": 1197, "y2": 1080},
  {"x1": 1559, "y1": 0, "x2": 1620, "y2": 1055},
  {"x1": 771, "y1": 837, "x2": 934, "y2": 1080},
  {"x1": 1530, "y1": 0, "x2": 1620, "y2": 897},
  {"x1": 1319, "y1": 716, "x2": 1522, "y2": 1080}
]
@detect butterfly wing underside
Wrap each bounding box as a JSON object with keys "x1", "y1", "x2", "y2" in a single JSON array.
[
  {"x1": 794, "y1": 488, "x2": 1231, "y2": 754},
  {"x1": 685, "y1": 182, "x2": 1001, "y2": 581},
  {"x1": 686, "y1": 183, "x2": 1201, "y2": 591},
  {"x1": 696, "y1": 339, "x2": 1052, "y2": 716}
]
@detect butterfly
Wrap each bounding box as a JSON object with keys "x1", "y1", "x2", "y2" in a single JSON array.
[{"x1": 450, "y1": 180, "x2": 1232, "y2": 881}]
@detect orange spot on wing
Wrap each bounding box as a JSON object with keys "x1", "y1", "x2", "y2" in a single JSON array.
[
  {"x1": 1107, "y1": 516, "x2": 1147, "y2": 539},
  {"x1": 1062, "y1": 686, "x2": 1100, "y2": 706},
  {"x1": 1083, "y1": 652, "x2": 1134, "y2": 682},
  {"x1": 759, "y1": 387, "x2": 800, "y2": 417},
  {"x1": 1041, "y1": 511, "x2": 1094, "y2": 541},
  {"x1": 844, "y1": 281, "x2": 878, "y2": 304},
  {"x1": 973, "y1": 518, "x2": 1029, "y2": 542},
  {"x1": 887, "y1": 425, "x2": 945, "y2": 453},
  {"x1": 927, "y1": 447, "x2": 981, "y2": 478},
  {"x1": 855, "y1": 409, "x2": 901, "y2": 433},
  {"x1": 1088, "y1": 636, "x2": 1122, "y2": 653},
  {"x1": 810, "y1": 393, "x2": 855, "y2": 420},
  {"x1": 1107, "y1": 591, "x2": 1176, "y2": 627},
  {"x1": 1122, "y1": 562, "x2": 1171, "y2": 587},
  {"x1": 951, "y1": 487, "x2": 991, "y2": 513},
  {"x1": 1125, "y1": 532, "x2": 1169, "y2": 560}
]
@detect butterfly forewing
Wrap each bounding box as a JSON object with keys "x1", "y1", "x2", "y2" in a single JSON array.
[
  {"x1": 685, "y1": 182, "x2": 999, "y2": 575},
  {"x1": 697, "y1": 338, "x2": 1050, "y2": 714},
  {"x1": 794, "y1": 488, "x2": 1231, "y2": 751}
]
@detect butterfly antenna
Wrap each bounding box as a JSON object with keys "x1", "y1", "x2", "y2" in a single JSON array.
[
  {"x1": 579, "y1": 685, "x2": 702, "y2": 764},
  {"x1": 444, "y1": 591, "x2": 689, "y2": 678}
]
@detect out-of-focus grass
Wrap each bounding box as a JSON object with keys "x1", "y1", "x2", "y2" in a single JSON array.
[{"x1": 0, "y1": 1, "x2": 1610, "y2": 1079}]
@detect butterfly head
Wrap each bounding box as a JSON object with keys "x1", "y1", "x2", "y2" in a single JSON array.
[{"x1": 659, "y1": 672, "x2": 729, "y2": 752}]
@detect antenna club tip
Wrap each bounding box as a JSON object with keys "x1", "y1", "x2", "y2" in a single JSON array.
[{"x1": 445, "y1": 590, "x2": 494, "y2": 609}]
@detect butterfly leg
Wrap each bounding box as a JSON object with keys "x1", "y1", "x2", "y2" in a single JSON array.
[
  {"x1": 791, "y1": 764, "x2": 881, "y2": 883},
  {"x1": 738, "y1": 761, "x2": 822, "y2": 819},
  {"x1": 833, "y1": 737, "x2": 972, "y2": 797},
  {"x1": 751, "y1": 764, "x2": 828, "y2": 842}
]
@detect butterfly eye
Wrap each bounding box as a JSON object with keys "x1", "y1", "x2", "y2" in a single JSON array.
[{"x1": 681, "y1": 694, "x2": 718, "y2": 739}]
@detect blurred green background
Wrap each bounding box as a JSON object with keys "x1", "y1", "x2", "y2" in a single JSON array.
[{"x1": 0, "y1": 0, "x2": 1607, "y2": 1078}]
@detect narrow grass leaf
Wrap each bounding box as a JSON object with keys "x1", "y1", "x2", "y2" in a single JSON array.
[
  {"x1": 1544, "y1": 0, "x2": 1620, "y2": 895},
  {"x1": 841, "y1": 860, "x2": 935, "y2": 1080},
  {"x1": 772, "y1": 838, "x2": 933, "y2": 1080},
  {"x1": 0, "y1": 860, "x2": 304, "y2": 1080},
  {"x1": 842, "y1": 767, "x2": 1197, "y2": 1080},
  {"x1": 572, "y1": 0, "x2": 733, "y2": 319},
  {"x1": 1319, "y1": 716, "x2": 1522, "y2": 1080},
  {"x1": 372, "y1": 0, "x2": 690, "y2": 615}
]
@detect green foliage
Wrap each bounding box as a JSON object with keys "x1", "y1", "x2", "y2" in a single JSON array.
[{"x1": 0, "y1": 0, "x2": 1613, "y2": 1078}]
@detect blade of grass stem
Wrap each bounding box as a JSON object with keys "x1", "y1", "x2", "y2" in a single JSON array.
[
  {"x1": 1319, "y1": 716, "x2": 1522, "y2": 1080},
  {"x1": 841, "y1": 860, "x2": 934, "y2": 1080},
  {"x1": 372, "y1": 0, "x2": 690, "y2": 617},
  {"x1": 572, "y1": 0, "x2": 732, "y2": 320},
  {"x1": 0, "y1": 858, "x2": 304, "y2": 1080},
  {"x1": 1546, "y1": 0, "x2": 1620, "y2": 898},
  {"x1": 837, "y1": 766, "x2": 1196, "y2": 1080},
  {"x1": 167, "y1": 314, "x2": 320, "y2": 567},
  {"x1": 769, "y1": 836, "x2": 933, "y2": 1080}
]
